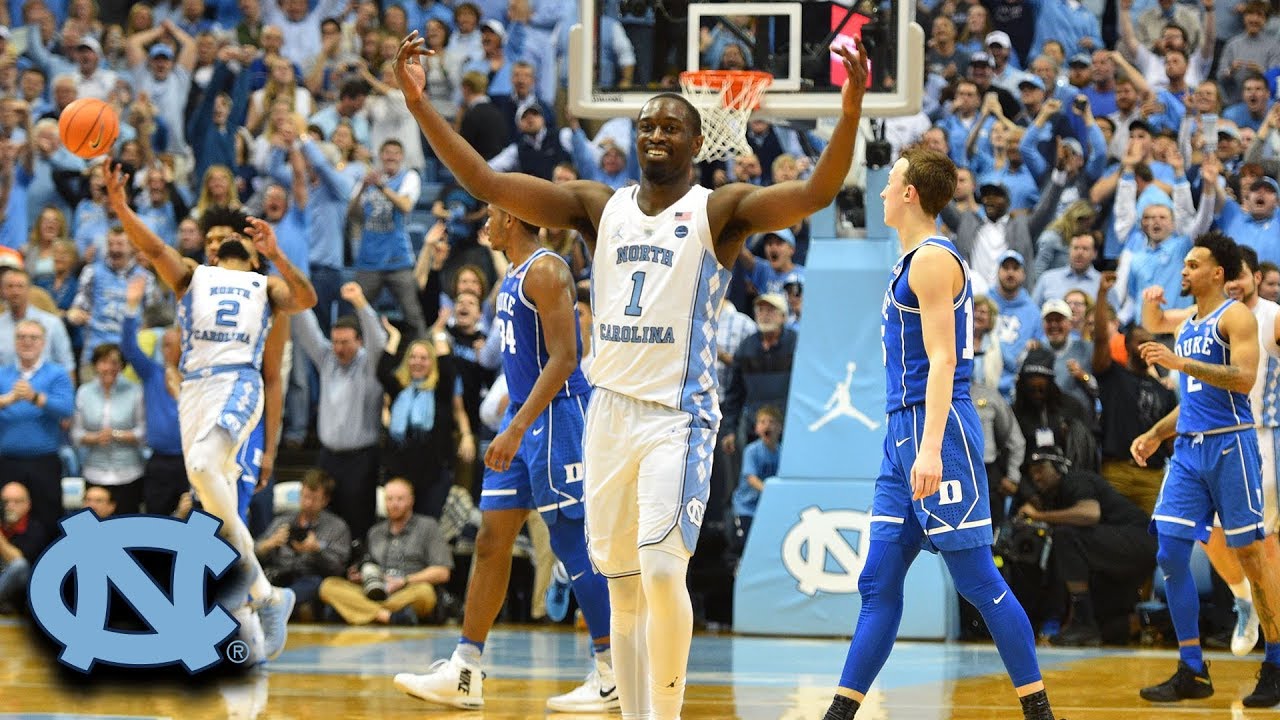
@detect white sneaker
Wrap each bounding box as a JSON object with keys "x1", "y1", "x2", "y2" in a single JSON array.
[
  {"x1": 230, "y1": 605, "x2": 267, "y2": 668},
  {"x1": 394, "y1": 654, "x2": 485, "y2": 709},
  {"x1": 546, "y1": 661, "x2": 620, "y2": 713},
  {"x1": 256, "y1": 587, "x2": 295, "y2": 661},
  {"x1": 1233, "y1": 597, "x2": 1261, "y2": 656}
]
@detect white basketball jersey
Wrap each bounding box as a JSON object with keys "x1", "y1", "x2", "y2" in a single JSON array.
[
  {"x1": 1252, "y1": 297, "x2": 1280, "y2": 427},
  {"x1": 590, "y1": 185, "x2": 731, "y2": 424},
  {"x1": 178, "y1": 264, "x2": 272, "y2": 376}
]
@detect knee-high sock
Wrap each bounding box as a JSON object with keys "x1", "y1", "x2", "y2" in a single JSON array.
[
  {"x1": 639, "y1": 545, "x2": 692, "y2": 720},
  {"x1": 1156, "y1": 534, "x2": 1204, "y2": 669},
  {"x1": 187, "y1": 429, "x2": 272, "y2": 603},
  {"x1": 942, "y1": 546, "x2": 1041, "y2": 688},
  {"x1": 838, "y1": 540, "x2": 918, "y2": 693},
  {"x1": 609, "y1": 574, "x2": 650, "y2": 720},
  {"x1": 548, "y1": 518, "x2": 612, "y2": 645}
]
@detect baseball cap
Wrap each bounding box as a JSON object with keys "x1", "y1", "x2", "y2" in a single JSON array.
[
  {"x1": 1218, "y1": 125, "x2": 1242, "y2": 141},
  {"x1": 762, "y1": 228, "x2": 796, "y2": 247},
  {"x1": 1041, "y1": 299, "x2": 1072, "y2": 319},
  {"x1": 76, "y1": 37, "x2": 101, "y2": 55},
  {"x1": 1017, "y1": 75, "x2": 1046, "y2": 91},
  {"x1": 1253, "y1": 177, "x2": 1280, "y2": 194},
  {"x1": 985, "y1": 31, "x2": 1012, "y2": 49},
  {"x1": 754, "y1": 293, "x2": 787, "y2": 313},
  {"x1": 969, "y1": 51, "x2": 995, "y2": 68},
  {"x1": 1020, "y1": 348, "x2": 1056, "y2": 378},
  {"x1": 1029, "y1": 445, "x2": 1071, "y2": 468},
  {"x1": 998, "y1": 249, "x2": 1025, "y2": 267},
  {"x1": 520, "y1": 102, "x2": 544, "y2": 117},
  {"x1": 481, "y1": 19, "x2": 506, "y2": 42},
  {"x1": 1060, "y1": 137, "x2": 1084, "y2": 156},
  {"x1": 1068, "y1": 53, "x2": 1093, "y2": 68},
  {"x1": 980, "y1": 183, "x2": 1010, "y2": 198},
  {"x1": 149, "y1": 43, "x2": 175, "y2": 60}
]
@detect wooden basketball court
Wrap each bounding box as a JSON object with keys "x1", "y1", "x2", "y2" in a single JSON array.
[{"x1": 1, "y1": 618, "x2": 1276, "y2": 718}]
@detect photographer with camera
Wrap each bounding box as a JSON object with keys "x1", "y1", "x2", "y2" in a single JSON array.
[
  {"x1": 1017, "y1": 446, "x2": 1156, "y2": 646},
  {"x1": 255, "y1": 469, "x2": 351, "y2": 619},
  {"x1": 319, "y1": 477, "x2": 453, "y2": 625}
]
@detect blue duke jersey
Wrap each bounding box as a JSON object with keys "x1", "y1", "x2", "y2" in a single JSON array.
[
  {"x1": 177, "y1": 264, "x2": 272, "y2": 376},
  {"x1": 492, "y1": 249, "x2": 591, "y2": 404},
  {"x1": 882, "y1": 238, "x2": 974, "y2": 412},
  {"x1": 1175, "y1": 300, "x2": 1254, "y2": 433},
  {"x1": 590, "y1": 185, "x2": 732, "y2": 424}
]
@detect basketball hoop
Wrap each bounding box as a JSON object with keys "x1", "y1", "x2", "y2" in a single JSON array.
[{"x1": 679, "y1": 70, "x2": 773, "y2": 162}]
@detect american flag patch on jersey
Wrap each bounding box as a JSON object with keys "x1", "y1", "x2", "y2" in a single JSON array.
[{"x1": 674, "y1": 211, "x2": 692, "y2": 220}]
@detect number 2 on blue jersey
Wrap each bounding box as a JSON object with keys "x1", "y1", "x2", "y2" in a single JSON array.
[
  {"x1": 215, "y1": 299, "x2": 240, "y2": 327},
  {"x1": 625, "y1": 271, "x2": 646, "y2": 317}
]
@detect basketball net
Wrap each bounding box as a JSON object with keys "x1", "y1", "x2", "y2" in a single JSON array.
[{"x1": 679, "y1": 70, "x2": 773, "y2": 162}]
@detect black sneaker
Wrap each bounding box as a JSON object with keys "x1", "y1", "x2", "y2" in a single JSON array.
[
  {"x1": 1050, "y1": 621, "x2": 1102, "y2": 647},
  {"x1": 1140, "y1": 661, "x2": 1213, "y2": 702},
  {"x1": 1243, "y1": 661, "x2": 1280, "y2": 707}
]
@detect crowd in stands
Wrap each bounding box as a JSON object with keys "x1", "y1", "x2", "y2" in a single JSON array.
[{"x1": 0, "y1": 0, "x2": 1279, "y2": 639}]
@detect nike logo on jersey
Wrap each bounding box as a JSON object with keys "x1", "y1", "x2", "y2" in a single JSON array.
[
  {"x1": 993, "y1": 590, "x2": 1008, "y2": 605},
  {"x1": 600, "y1": 686, "x2": 617, "y2": 698},
  {"x1": 895, "y1": 437, "x2": 911, "y2": 447},
  {"x1": 532, "y1": 426, "x2": 545, "y2": 436},
  {"x1": 1222, "y1": 447, "x2": 1235, "y2": 456},
  {"x1": 570, "y1": 571, "x2": 585, "y2": 581}
]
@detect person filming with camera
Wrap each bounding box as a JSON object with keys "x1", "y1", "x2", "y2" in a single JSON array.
[
  {"x1": 319, "y1": 477, "x2": 453, "y2": 625},
  {"x1": 1016, "y1": 445, "x2": 1157, "y2": 646},
  {"x1": 256, "y1": 469, "x2": 352, "y2": 620}
]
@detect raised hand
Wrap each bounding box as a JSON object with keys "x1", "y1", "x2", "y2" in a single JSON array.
[
  {"x1": 393, "y1": 31, "x2": 431, "y2": 102},
  {"x1": 833, "y1": 37, "x2": 870, "y2": 118},
  {"x1": 125, "y1": 275, "x2": 147, "y2": 308},
  {"x1": 340, "y1": 281, "x2": 367, "y2": 309},
  {"x1": 1142, "y1": 285, "x2": 1167, "y2": 306},
  {"x1": 244, "y1": 216, "x2": 279, "y2": 259},
  {"x1": 104, "y1": 163, "x2": 131, "y2": 214}
]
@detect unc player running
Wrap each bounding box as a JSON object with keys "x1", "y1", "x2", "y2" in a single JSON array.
[
  {"x1": 1140, "y1": 244, "x2": 1280, "y2": 663},
  {"x1": 394, "y1": 31, "x2": 868, "y2": 720},
  {"x1": 823, "y1": 148, "x2": 1058, "y2": 720},
  {"x1": 104, "y1": 164, "x2": 316, "y2": 661},
  {"x1": 394, "y1": 206, "x2": 616, "y2": 712},
  {"x1": 1131, "y1": 232, "x2": 1280, "y2": 707}
]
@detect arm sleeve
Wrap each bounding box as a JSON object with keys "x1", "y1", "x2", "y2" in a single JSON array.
[
  {"x1": 357, "y1": 305, "x2": 388, "y2": 376},
  {"x1": 292, "y1": 309, "x2": 332, "y2": 367},
  {"x1": 1019, "y1": 124, "x2": 1049, "y2": 180},
  {"x1": 1084, "y1": 123, "x2": 1107, "y2": 181},
  {"x1": 301, "y1": 139, "x2": 355, "y2": 199},
  {"x1": 69, "y1": 386, "x2": 88, "y2": 445},
  {"x1": 119, "y1": 314, "x2": 158, "y2": 380},
  {"x1": 46, "y1": 319, "x2": 75, "y2": 375},
  {"x1": 44, "y1": 371, "x2": 76, "y2": 419},
  {"x1": 1113, "y1": 174, "x2": 1138, "y2": 242}
]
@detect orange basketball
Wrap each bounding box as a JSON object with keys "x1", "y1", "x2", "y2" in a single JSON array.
[{"x1": 58, "y1": 97, "x2": 120, "y2": 160}]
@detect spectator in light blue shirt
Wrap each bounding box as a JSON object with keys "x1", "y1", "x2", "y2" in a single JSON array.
[
  {"x1": 1224, "y1": 75, "x2": 1272, "y2": 132},
  {"x1": 1035, "y1": 233, "x2": 1105, "y2": 307},
  {"x1": 731, "y1": 404, "x2": 782, "y2": 552},
  {"x1": 738, "y1": 229, "x2": 805, "y2": 298},
  {"x1": 309, "y1": 79, "x2": 371, "y2": 147},
  {"x1": 1217, "y1": 176, "x2": 1280, "y2": 266},
  {"x1": 1031, "y1": 0, "x2": 1103, "y2": 61}
]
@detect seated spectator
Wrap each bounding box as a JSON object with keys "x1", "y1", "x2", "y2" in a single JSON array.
[
  {"x1": 377, "y1": 321, "x2": 473, "y2": 519},
  {"x1": 1, "y1": 268, "x2": 75, "y2": 374},
  {"x1": 0, "y1": 481, "x2": 52, "y2": 614},
  {"x1": 1012, "y1": 348, "x2": 1097, "y2": 477},
  {"x1": 731, "y1": 405, "x2": 781, "y2": 554},
  {"x1": 0, "y1": 320, "x2": 76, "y2": 531},
  {"x1": 318, "y1": 478, "x2": 453, "y2": 625},
  {"x1": 256, "y1": 469, "x2": 351, "y2": 620},
  {"x1": 82, "y1": 485, "x2": 117, "y2": 518},
  {"x1": 972, "y1": 377, "x2": 1024, "y2": 526},
  {"x1": 1034, "y1": 299, "x2": 1097, "y2": 428},
  {"x1": 71, "y1": 343, "x2": 146, "y2": 514}
]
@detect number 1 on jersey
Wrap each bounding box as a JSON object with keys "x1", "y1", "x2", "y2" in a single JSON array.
[
  {"x1": 625, "y1": 271, "x2": 646, "y2": 317},
  {"x1": 962, "y1": 297, "x2": 974, "y2": 360}
]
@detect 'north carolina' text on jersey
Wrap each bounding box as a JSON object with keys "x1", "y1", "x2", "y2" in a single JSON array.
[
  {"x1": 882, "y1": 238, "x2": 974, "y2": 412},
  {"x1": 1176, "y1": 299, "x2": 1253, "y2": 433},
  {"x1": 177, "y1": 264, "x2": 272, "y2": 376},
  {"x1": 590, "y1": 185, "x2": 731, "y2": 423},
  {"x1": 494, "y1": 248, "x2": 591, "y2": 405}
]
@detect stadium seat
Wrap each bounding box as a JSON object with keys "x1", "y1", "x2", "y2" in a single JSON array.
[{"x1": 273, "y1": 480, "x2": 302, "y2": 513}]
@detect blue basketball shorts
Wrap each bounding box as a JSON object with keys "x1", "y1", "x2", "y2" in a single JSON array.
[
  {"x1": 479, "y1": 393, "x2": 591, "y2": 524},
  {"x1": 234, "y1": 418, "x2": 265, "y2": 525},
  {"x1": 870, "y1": 400, "x2": 994, "y2": 552},
  {"x1": 1154, "y1": 430, "x2": 1266, "y2": 548}
]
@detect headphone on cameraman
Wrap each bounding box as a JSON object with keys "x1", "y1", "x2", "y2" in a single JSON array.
[{"x1": 1030, "y1": 446, "x2": 1072, "y2": 477}]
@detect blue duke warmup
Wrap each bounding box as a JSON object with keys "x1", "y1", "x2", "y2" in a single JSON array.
[
  {"x1": 105, "y1": 162, "x2": 318, "y2": 668},
  {"x1": 825, "y1": 149, "x2": 1057, "y2": 720},
  {"x1": 1131, "y1": 232, "x2": 1280, "y2": 707},
  {"x1": 394, "y1": 207, "x2": 616, "y2": 712}
]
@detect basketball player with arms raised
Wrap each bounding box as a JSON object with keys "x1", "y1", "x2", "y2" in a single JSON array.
[
  {"x1": 104, "y1": 164, "x2": 316, "y2": 662},
  {"x1": 393, "y1": 31, "x2": 869, "y2": 719},
  {"x1": 1132, "y1": 232, "x2": 1280, "y2": 706},
  {"x1": 823, "y1": 148, "x2": 1058, "y2": 720},
  {"x1": 395, "y1": 205, "x2": 615, "y2": 711}
]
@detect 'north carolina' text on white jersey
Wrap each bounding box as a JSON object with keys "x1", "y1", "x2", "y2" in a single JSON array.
[
  {"x1": 1250, "y1": 298, "x2": 1280, "y2": 427},
  {"x1": 177, "y1": 264, "x2": 272, "y2": 376},
  {"x1": 882, "y1": 237, "x2": 974, "y2": 412},
  {"x1": 590, "y1": 185, "x2": 731, "y2": 424},
  {"x1": 1175, "y1": 299, "x2": 1253, "y2": 433}
]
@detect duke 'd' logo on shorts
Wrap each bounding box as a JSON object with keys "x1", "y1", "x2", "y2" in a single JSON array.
[{"x1": 27, "y1": 510, "x2": 239, "y2": 673}]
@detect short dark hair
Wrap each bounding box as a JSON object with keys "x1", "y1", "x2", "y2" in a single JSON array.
[
  {"x1": 1261, "y1": 261, "x2": 1280, "y2": 277},
  {"x1": 1241, "y1": 244, "x2": 1260, "y2": 275},
  {"x1": 901, "y1": 147, "x2": 958, "y2": 217},
  {"x1": 379, "y1": 139, "x2": 404, "y2": 153},
  {"x1": 333, "y1": 315, "x2": 362, "y2": 339},
  {"x1": 301, "y1": 468, "x2": 336, "y2": 498},
  {"x1": 1194, "y1": 230, "x2": 1243, "y2": 283},
  {"x1": 640, "y1": 93, "x2": 703, "y2": 137},
  {"x1": 339, "y1": 78, "x2": 370, "y2": 100},
  {"x1": 320, "y1": 17, "x2": 340, "y2": 33},
  {"x1": 1162, "y1": 22, "x2": 1188, "y2": 44},
  {"x1": 91, "y1": 342, "x2": 124, "y2": 366},
  {"x1": 199, "y1": 206, "x2": 250, "y2": 237},
  {"x1": 755, "y1": 404, "x2": 783, "y2": 424},
  {"x1": 1243, "y1": 72, "x2": 1268, "y2": 89}
]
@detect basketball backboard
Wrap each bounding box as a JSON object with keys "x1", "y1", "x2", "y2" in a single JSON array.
[{"x1": 568, "y1": 0, "x2": 925, "y2": 120}]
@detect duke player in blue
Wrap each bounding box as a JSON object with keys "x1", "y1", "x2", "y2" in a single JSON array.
[
  {"x1": 1130, "y1": 231, "x2": 1280, "y2": 706},
  {"x1": 824, "y1": 148, "x2": 1058, "y2": 720},
  {"x1": 394, "y1": 206, "x2": 617, "y2": 712},
  {"x1": 394, "y1": 30, "x2": 870, "y2": 720},
  {"x1": 105, "y1": 164, "x2": 316, "y2": 663}
]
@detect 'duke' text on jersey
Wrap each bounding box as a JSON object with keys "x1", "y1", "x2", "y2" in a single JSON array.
[{"x1": 616, "y1": 245, "x2": 675, "y2": 267}]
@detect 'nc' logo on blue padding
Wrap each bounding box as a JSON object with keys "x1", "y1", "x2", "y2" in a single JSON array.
[{"x1": 28, "y1": 510, "x2": 239, "y2": 673}]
